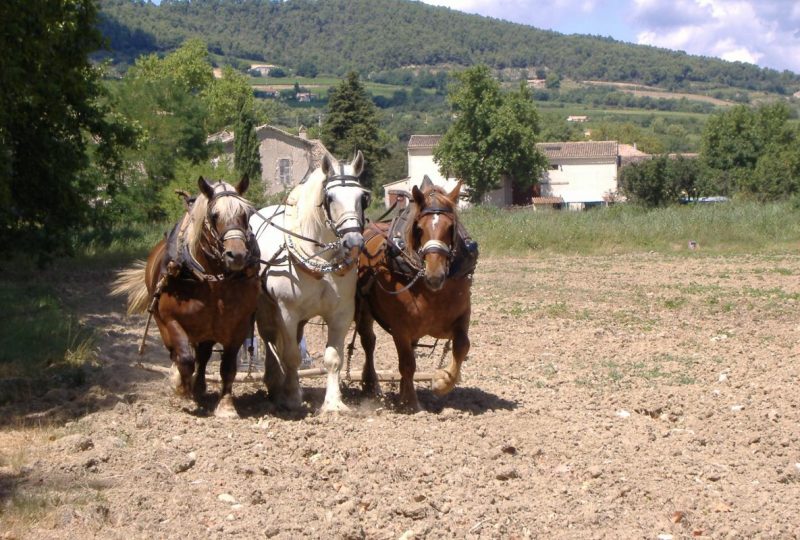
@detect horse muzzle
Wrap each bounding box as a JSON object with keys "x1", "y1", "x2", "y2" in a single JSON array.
[
  {"x1": 424, "y1": 269, "x2": 446, "y2": 291},
  {"x1": 222, "y1": 229, "x2": 249, "y2": 272},
  {"x1": 342, "y1": 231, "x2": 365, "y2": 252}
]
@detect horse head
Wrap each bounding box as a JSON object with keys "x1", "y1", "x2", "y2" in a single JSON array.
[
  {"x1": 320, "y1": 150, "x2": 369, "y2": 255},
  {"x1": 410, "y1": 177, "x2": 461, "y2": 292},
  {"x1": 196, "y1": 176, "x2": 255, "y2": 273}
]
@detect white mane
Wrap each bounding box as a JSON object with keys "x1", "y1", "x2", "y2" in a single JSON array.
[{"x1": 293, "y1": 167, "x2": 328, "y2": 240}]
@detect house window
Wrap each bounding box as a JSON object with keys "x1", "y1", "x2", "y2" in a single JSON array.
[
  {"x1": 277, "y1": 158, "x2": 292, "y2": 186},
  {"x1": 550, "y1": 163, "x2": 560, "y2": 170}
]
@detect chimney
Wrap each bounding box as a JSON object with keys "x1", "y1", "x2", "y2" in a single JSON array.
[{"x1": 299, "y1": 126, "x2": 308, "y2": 140}]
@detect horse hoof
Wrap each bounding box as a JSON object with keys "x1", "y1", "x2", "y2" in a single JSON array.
[
  {"x1": 361, "y1": 383, "x2": 383, "y2": 399},
  {"x1": 270, "y1": 391, "x2": 303, "y2": 411},
  {"x1": 432, "y1": 369, "x2": 457, "y2": 396},
  {"x1": 397, "y1": 398, "x2": 422, "y2": 414},
  {"x1": 214, "y1": 397, "x2": 239, "y2": 419},
  {"x1": 319, "y1": 400, "x2": 351, "y2": 414}
]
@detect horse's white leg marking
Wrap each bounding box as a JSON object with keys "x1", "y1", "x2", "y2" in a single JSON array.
[{"x1": 319, "y1": 311, "x2": 351, "y2": 413}]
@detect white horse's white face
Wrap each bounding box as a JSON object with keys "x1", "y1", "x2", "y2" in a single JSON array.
[{"x1": 321, "y1": 151, "x2": 369, "y2": 252}]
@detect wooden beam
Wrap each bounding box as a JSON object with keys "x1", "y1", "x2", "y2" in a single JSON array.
[{"x1": 136, "y1": 363, "x2": 434, "y2": 383}]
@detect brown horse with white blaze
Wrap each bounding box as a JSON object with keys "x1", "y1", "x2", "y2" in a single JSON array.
[
  {"x1": 356, "y1": 178, "x2": 477, "y2": 411},
  {"x1": 112, "y1": 177, "x2": 260, "y2": 417}
]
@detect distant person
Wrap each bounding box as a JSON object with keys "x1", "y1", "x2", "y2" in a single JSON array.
[{"x1": 299, "y1": 335, "x2": 313, "y2": 368}]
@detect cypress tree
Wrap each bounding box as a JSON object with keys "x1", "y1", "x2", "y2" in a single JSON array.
[
  {"x1": 234, "y1": 101, "x2": 262, "y2": 192},
  {"x1": 321, "y1": 71, "x2": 388, "y2": 189}
]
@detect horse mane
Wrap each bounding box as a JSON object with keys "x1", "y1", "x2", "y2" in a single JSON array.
[
  {"x1": 293, "y1": 165, "x2": 328, "y2": 239},
  {"x1": 404, "y1": 185, "x2": 456, "y2": 251},
  {"x1": 187, "y1": 181, "x2": 254, "y2": 258}
]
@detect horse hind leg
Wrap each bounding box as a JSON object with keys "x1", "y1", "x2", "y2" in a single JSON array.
[
  {"x1": 357, "y1": 308, "x2": 381, "y2": 398},
  {"x1": 257, "y1": 308, "x2": 302, "y2": 410},
  {"x1": 214, "y1": 347, "x2": 240, "y2": 419},
  {"x1": 433, "y1": 316, "x2": 470, "y2": 397}
]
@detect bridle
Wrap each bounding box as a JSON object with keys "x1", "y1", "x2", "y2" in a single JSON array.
[
  {"x1": 199, "y1": 186, "x2": 257, "y2": 266},
  {"x1": 320, "y1": 163, "x2": 370, "y2": 238},
  {"x1": 415, "y1": 201, "x2": 458, "y2": 268}
]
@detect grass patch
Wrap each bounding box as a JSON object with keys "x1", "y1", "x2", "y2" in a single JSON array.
[
  {"x1": 0, "y1": 282, "x2": 97, "y2": 403},
  {"x1": 69, "y1": 222, "x2": 166, "y2": 269},
  {"x1": 461, "y1": 201, "x2": 800, "y2": 255}
]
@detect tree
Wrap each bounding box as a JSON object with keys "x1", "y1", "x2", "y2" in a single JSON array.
[
  {"x1": 746, "y1": 137, "x2": 800, "y2": 200},
  {"x1": 618, "y1": 157, "x2": 674, "y2": 207},
  {"x1": 0, "y1": 0, "x2": 136, "y2": 259},
  {"x1": 618, "y1": 156, "x2": 706, "y2": 206},
  {"x1": 296, "y1": 61, "x2": 318, "y2": 78},
  {"x1": 701, "y1": 102, "x2": 798, "y2": 199},
  {"x1": 114, "y1": 41, "x2": 213, "y2": 219},
  {"x1": 434, "y1": 66, "x2": 547, "y2": 203},
  {"x1": 234, "y1": 101, "x2": 263, "y2": 196},
  {"x1": 203, "y1": 66, "x2": 256, "y2": 132},
  {"x1": 134, "y1": 37, "x2": 213, "y2": 94},
  {"x1": 321, "y1": 71, "x2": 388, "y2": 188}
]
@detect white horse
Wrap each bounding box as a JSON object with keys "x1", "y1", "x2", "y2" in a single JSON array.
[{"x1": 250, "y1": 151, "x2": 369, "y2": 413}]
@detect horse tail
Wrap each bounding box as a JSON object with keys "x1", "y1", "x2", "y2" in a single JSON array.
[{"x1": 111, "y1": 260, "x2": 150, "y2": 315}]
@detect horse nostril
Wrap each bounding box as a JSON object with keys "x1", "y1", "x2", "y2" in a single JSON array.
[{"x1": 343, "y1": 233, "x2": 364, "y2": 251}]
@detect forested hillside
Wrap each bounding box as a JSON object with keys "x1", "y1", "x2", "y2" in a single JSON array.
[{"x1": 99, "y1": 0, "x2": 800, "y2": 94}]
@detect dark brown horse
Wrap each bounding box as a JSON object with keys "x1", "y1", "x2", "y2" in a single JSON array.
[
  {"x1": 356, "y1": 178, "x2": 477, "y2": 410},
  {"x1": 112, "y1": 177, "x2": 260, "y2": 417}
]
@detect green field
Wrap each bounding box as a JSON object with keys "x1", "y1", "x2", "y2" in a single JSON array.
[
  {"x1": 247, "y1": 75, "x2": 428, "y2": 100},
  {"x1": 462, "y1": 201, "x2": 800, "y2": 255}
]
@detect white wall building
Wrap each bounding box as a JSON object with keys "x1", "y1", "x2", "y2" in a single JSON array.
[
  {"x1": 384, "y1": 135, "x2": 631, "y2": 210},
  {"x1": 383, "y1": 134, "x2": 467, "y2": 208},
  {"x1": 536, "y1": 141, "x2": 620, "y2": 209}
]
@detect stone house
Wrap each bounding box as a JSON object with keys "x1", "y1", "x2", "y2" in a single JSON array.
[{"x1": 210, "y1": 125, "x2": 331, "y2": 196}]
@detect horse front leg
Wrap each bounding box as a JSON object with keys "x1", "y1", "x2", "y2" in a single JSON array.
[
  {"x1": 165, "y1": 320, "x2": 194, "y2": 398},
  {"x1": 433, "y1": 314, "x2": 470, "y2": 396},
  {"x1": 214, "y1": 347, "x2": 240, "y2": 418},
  {"x1": 357, "y1": 306, "x2": 381, "y2": 398},
  {"x1": 192, "y1": 341, "x2": 214, "y2": 402},
  {"x1": 319, "y1": 317, "x2": 351, "y2": 413},
  {"x1": 394, "y1": 334, "x2": 420, "y2": 412}
]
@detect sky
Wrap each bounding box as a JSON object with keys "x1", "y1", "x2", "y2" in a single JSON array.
[{"x1": 419, "y1": 0, "x2": 800, "y2": 74}]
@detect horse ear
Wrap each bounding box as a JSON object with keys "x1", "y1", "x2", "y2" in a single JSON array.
[
  {"x1": 175, "y1": 189, "x2": 193, "y2": 211},
  {"x1": 236, "y1": 175, "x2": 250, "y2": 195},
  {"x1": 322, "y1": 154, "x2": 333, "y2": 176},
  {"x1": 197, "y1": 176, "x2": 214, "y2": 199},
  {"x1": 447, "y1": 181, "x2": 463, "y2": 203},
  {"x1": 420, "y1": 175, "x2": 434, "y2": 191},
  {"x1": 351, "y1": 150, "x2": 364, "y2": 177},
  {"x1": 411, "y1": 184, "x2": 425, "y2": 207}
]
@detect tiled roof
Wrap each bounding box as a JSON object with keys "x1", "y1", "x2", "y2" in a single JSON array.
[
  {"x1": 536, "y1": 141, "x2": 618, "y2": 159},
  {"x1": 617, "y1": 143, "x2": 648, "y2": 157},
  {"x1": 408, "y1": 134, "x2": 442, "y2": 149},
  {"x1": 532, "y1": 196, "x2": 565, "y2": 204}
]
